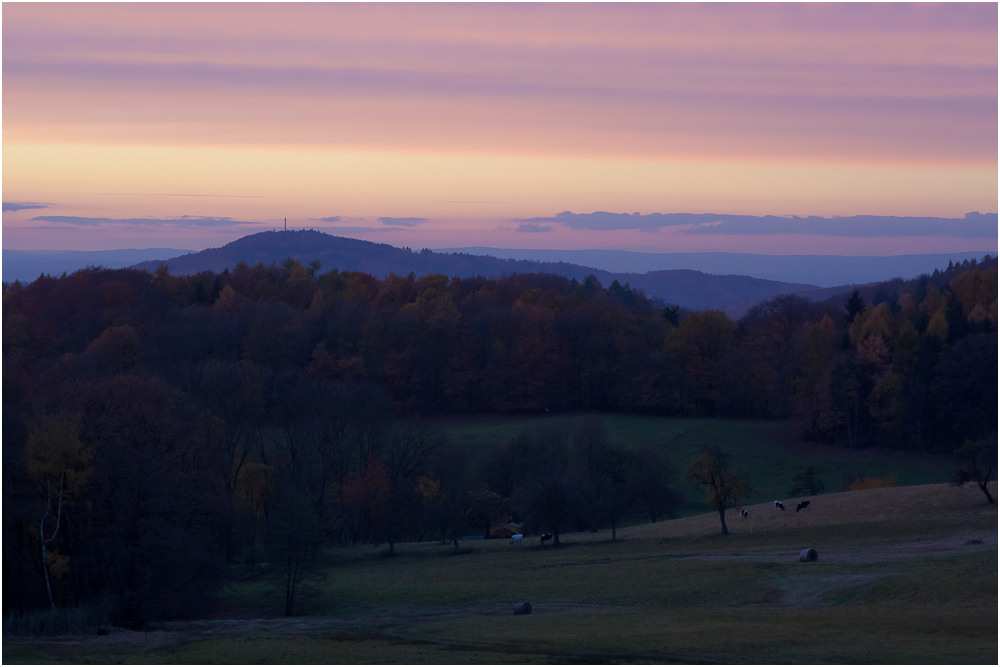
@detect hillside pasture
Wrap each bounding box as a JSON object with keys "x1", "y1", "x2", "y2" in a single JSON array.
[
  {"x1": 437, "y1": 414, "x2": 958, "y2": 513},
  {"x1": 5, "y1": 482, "x2": 995, "y2": 664}
]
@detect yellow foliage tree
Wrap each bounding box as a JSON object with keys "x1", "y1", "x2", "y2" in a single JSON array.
[
  {"x1": 848, "y1": 303, "x2": 892, "y2": 365},
  {"x1": 950, "y1": 266, "x2": 997, "y2": 325},
  {"x1": 25, "y1": 417, "x2": 91, "y2": 609}
]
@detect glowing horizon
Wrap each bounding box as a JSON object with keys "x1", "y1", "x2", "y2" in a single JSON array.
[{"x1": 2, "y1": 2, "x2": 996, "y2": 254}]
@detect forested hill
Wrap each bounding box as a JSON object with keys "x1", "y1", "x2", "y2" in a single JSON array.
[
  {"x1": 6, "y1": 253, "x2": 995, "y2": 437},
  {"x1": 3, "y1": 251, "x2": 995, "y2": 627},
  {"x1": 131, "y1": 229, "x2": 818, "y2": 316}
]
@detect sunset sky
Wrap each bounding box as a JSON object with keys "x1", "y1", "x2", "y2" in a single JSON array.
[{"x1": 2, "y1": 2, "x2": 997, "y2": 255}]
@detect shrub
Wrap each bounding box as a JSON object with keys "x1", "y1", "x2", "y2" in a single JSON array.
[
  {"x1": 790, "y1": 466, "x2": 825, "y2": 496},
  {"x1": 3, "y1": 602, "x2": 111, "y2": 637},
  {"x1": 848, "y1": 473, "x2": 897, "y2": 491}
]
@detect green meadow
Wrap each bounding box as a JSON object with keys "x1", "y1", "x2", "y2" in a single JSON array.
[
  {"x1": 437, "y1": 413, "x2": 954, "y2": 510},
  {"x1": 5, "y1": 416, "x2": 996, "y2": 664}
]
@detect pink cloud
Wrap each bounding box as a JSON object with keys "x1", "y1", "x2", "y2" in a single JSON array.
[
  {"x1": 4, "y1": 3, "x2": 995, "y2": 163},
  {"x1": 3, "y1": 3, "x2": 995, "y2": 253}
]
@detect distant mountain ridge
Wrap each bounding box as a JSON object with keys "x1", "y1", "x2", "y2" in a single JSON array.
[
  {"x1": 11, "y1": 230, "x2": 986, "y2": 316},
  {"x1": 134, "y1": 230, "x2": 605, "y2": 284},
  {"x1": 3, "y1": 247, "x2": 192, "y2": 284},
  {"x1": 129, "y1": 230, "x2": 820, "y2": 316},
  {"x1": 437, "y1": 247, "x2": 996, "y2": 288}
]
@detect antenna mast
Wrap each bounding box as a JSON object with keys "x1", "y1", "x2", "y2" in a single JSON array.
[{"x1": 284, "y1": 217, "x2": 287, "y2": 231}]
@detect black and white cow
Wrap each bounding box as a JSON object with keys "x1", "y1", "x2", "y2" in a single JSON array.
[
  {"x1": 796, "y1": 501, "x2": 810, "y2": 512},
  {"x1": 774, "y1": 500, "x2": 785, "y2": 511}
]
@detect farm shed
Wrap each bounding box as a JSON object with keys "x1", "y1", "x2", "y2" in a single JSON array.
[{"x1": 493, "y1": 521, "x2": 523, "y2": 538}]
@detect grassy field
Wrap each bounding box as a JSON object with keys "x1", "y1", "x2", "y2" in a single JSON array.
[
  {"x1": 436, "y1": 413, "x2": 958, "y2": 513},
  {"x1": 5, "y1": 481, "x2": 996, "y2": 664}
]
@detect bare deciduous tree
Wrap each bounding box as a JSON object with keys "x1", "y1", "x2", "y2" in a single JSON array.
[
  {"x1": 952, "y1": 434, "x2": 997, "y2": 504},
  {"x1": 686, "y1": 448, "x2": 751, "y2": 536}
]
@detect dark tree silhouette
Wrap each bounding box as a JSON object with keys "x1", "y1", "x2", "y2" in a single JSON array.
[
  {"x1": 509, "y1": 423, "x2": 581, "y2": 546},
  {"x1": 267, "y1": 476, "x2": 324, "y2": 616},
  {"x1": 630, "y1": 446, "x2": 684, "y2": 524},
  {"x1": 77, "y1": 376, "x2": 227, "y2": 627},
  {"x1": 377, "y1": 422, "x2": 442, "y2": 555},
  {"x1": 790, "y1": 466, "x2": 825, "y2": 497}
]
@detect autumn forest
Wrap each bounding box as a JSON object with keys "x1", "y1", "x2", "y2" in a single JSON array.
[{"x1": 3, "y1": 256, "x2": 996, "y2": 626}]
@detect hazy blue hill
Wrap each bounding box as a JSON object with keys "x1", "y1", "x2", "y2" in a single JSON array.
[
  {"x1": 128, "y1": 230, "x2": 818, "y2": 316},
  {"x1": 22, "y1": 229, "x2": 963, "y2": 316},
  {"x1": 132, "y1": 230, "x2": 606, "y2": 282},
  {"x1": 624, "y1": 269, "x2": 817, "y2": 314},
  {"x1": 439, "y1": 247, "x2": 995, "y2": 288},
  {"x1": 3, "y1": 247, "x2": 192, "y2": 283}
]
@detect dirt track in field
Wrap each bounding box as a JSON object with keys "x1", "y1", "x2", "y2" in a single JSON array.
[
  {"x1": 21, "y1": 528, "x2": 994, "y2": 653},
  {"x1": 8, "y1": 483, "x2": 995, "y2": 660},
  {"x1": 35, "y1": 602, "x2": 632, "y2": 651},
  {"x1": 666, "y1": 531, "x2": 997, "y2": 563}
]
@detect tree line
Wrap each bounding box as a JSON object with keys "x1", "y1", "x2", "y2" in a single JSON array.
[
  {"x1": 6, "y1": 256, "x2": 995, "y2": 433},
  {"x1": 3, "y1": 256, "x2": 995, "y2": 625}
]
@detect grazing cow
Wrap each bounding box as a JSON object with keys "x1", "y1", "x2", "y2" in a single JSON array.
[
  {"x1": 510, "y1": 534, "x2": 524, "y2": 545},
  {"x1": 539, "y1": 532, "x2": 554, "y2": 544},
  {"x1": 774, "y1": 501, "x2": 785, "y2": 511},
  {"x1": 740, "y1": 509, "x2": 749, "y2": 519},
  {"x1": 796, "y1": 500, "x2": 810, "y2": 512}
]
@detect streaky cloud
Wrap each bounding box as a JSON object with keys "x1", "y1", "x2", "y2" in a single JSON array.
[
  {"x1": 685, "y1": 212, "x2": 999, "y2": 238},
  {"x1": 518, "y1": 211, "x2": 722, "y2": 230},
  {"x1": 310, "y1": 226, "x2": 395, "y2": 235},
  {"x1": 521, "y1": 210, "x2": 998, "y2": 238},
  {"x1": 97, "y1": 192, "x2": 267, "y2": 199},
  {"x1": 4, "y1": 201, "x2": 50, "y2": 212},
  {"x1": 379, "y1": 217, "x2": 428, "y2": 227},
  {"x1": 30, "y1": 215, "x2": 259, "y2": 228},
  {"x1": 320, "y1": 216, "x2": 342, "y2": 223},
  {"x1": 516, "y1": 223, "x2": 552, "y2": 233}
]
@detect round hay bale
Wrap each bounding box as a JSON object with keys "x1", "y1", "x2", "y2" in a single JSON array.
[
  {"x1": 799, "y1": 548, "x2": 819, "y2": 562},
  {"x1": 513, "y1": 601, "x2": 532, "y2": 615}
]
